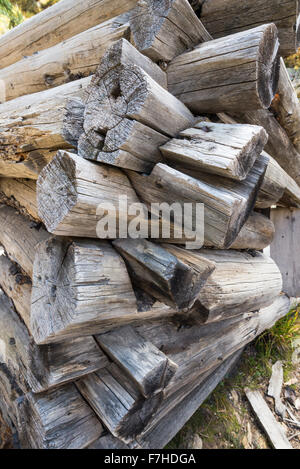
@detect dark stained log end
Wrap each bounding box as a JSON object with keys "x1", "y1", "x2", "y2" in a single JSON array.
[
  {"x1": 257, "y1": 23, "x2": 281, "y2": 109},
  {"x1": 62, "y1": 98, "x2": 85, "y2": 148},
  {"x1": 37, "y1": 150, "x2": 77, "y2": 234}
]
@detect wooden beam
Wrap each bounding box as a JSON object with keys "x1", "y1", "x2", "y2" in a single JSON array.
[
  {"x1": 37, "y1": 150, "x2": 142, "y2": 237},
  {"x1": 96, "y1": 326, "x2": 178, "y2": 398},
  {"x1": 113, "y1": 239, "x2": 215, "y2": 310},
  {"x1": 167, "y1": 24, "x2": 280, "y2": 114},
  {"x1": 0, "y1": 17, "x2": 131, "y2": 103},
  {"x1": 0, "y1": 179, "x2": 38, "y2": 221},
  {"x1": 31, "y1": 236, "x2": 138, "y2": 344},
  {"x1": 0, "y1": 287, "x2": 108, "y2": 394},
  {"x1": 160, "y1": 121, "x2": 268, "y2": 181},
  {"x1": 0, "y1": 77, "x2": 91, "y2": 179},
  {"x1": 130, "y1": 0, "x2": 211, "y2": 62},
  {"x1": 200, "y1": 0, "x2": 300, "y2": 58},
  {"x1": 78, "y1": 56, "x2": 194, "y2": 172},
  {"x1": 0, "y1": 0, "x2": 138, "y2": 69},
  {"x1": 127, "y1": 155, "x2": 268, "y2": 249}
]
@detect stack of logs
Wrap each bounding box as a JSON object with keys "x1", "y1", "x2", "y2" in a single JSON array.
[{"x1": 0, "y1": 0, "x2": 299, "y2": 449}]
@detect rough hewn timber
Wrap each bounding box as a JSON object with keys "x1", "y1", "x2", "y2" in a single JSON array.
[
  {"x1": 0, "y1": 179, "x2": 38, "y2": 221},
  {"x1": 167, "y1": 25, "x2": 280, "y2": 114}
]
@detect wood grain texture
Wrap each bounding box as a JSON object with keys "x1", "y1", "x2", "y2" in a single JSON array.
[
  {"x1": 167, "y1": 24, "x2": 280, "y2": 114},
  {"x1": 0, "y1": 287, "x2": 108, "y2": 394},
  {"x1": 0, "y1": 179, "x2": 38, "y2": 221},
  {"x1": 0, "y1": 0, "x2": 138, "y2": 69},
  {"x1": 17, "y1": 384, "x2": 103, "y2": 449},
  {"x1": 200, "y1": 0, "x2": 300, "y2": 57},
  {"x1": 160, "y1": 121, "x2": 268, "y2": 181},
  {"x1": 130, "y1": 0, "x2": 211, "y2": 62},
  {"x1": 0, "y1": 77, "x2": 91, "y2": 179},
  {"x1": 0, "y1": 17, "x2": 131, "y2": 103},
  {"x1": 228, "y1": 212, "x2": 275, "y2": 251},
  {"x1": 96, "y1": 326, "x2": 178, "y2": 398},
  {"x1": 270, "y1": 207, "x2": 300, "y2": 297},
  {"x1": 113, "y1": 239, "x2": 215, "y2": 310},
  {"x1": 31, "y1": 236, "x2": 138, "y2": 344},
  {"x1": 127, "y1": 155, "x2": 268, "y2": 249},
  {"x1": 37, "y1": 150, "x2": 142, "y2": 237},
  {"x1": 78, "y1": 50, "x2": 194, "y2": 172}
]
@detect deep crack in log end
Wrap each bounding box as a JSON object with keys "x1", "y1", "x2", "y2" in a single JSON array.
[{"x1": 257, "y1": 23, "x2": 280, "y2": 109}]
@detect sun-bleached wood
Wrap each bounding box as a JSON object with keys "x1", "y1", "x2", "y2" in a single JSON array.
[
  {"x1": 31, "y1": 236, "x2": 138, "y2": 344},
  {"x1": 227, "y1": 212, "x2": 275, "y2": 251},
  {"x1": 113, "y1": 239, "x2": 215, "y2": 310},
  {"x1": 96, "y1": 326, "x2": 178, "y2": 398},
  {"x1": 127, "y1": 155, "x2": 268, "y2": 249},
  {"x1": 0, "y1": 0, "x2": 138, "y2": 69},
  {"x1": 0, "y1": 287, "x2": 108, "y2": 394},
  {"x1": 0, "y1": 77, "x2": 91, "y2": 179},
  {"x1": 167, "y1": 24, "x2": 280, "y2": 114},
  {"x1": 37, "y1": 151, "x2": 142, "y2": 237},
  {"x1": 0, "y1": 179, "x2": 38, "y2": 221},
  {"x1": 0, "y1": 17, "x2": 130, "y2": 103},
  {"x1": 160, "y1": 121, "x2": 268, "y2": 181},
  {"x1": 245, "y1": 389, "x2": 292, "y2": 449},
  {"x1": 200, "y1": 0, "x2": 300, "y2": 58},
  {"x1": 233, "y1": 109, "x2": 300, "y2": 186},
  {"x1": 192, "y1": 250, "x2": 282, "y2": 323},
  {"x1": 17, "y1": 384, "x2": 103, "y2": 449},
  {"x1": 76, "y1": 362, "x2": 162, "y2": 443},
  {"x1": 130, "y1": 0, "x2": 211, "y2": 62},
  {"x1": 271, "y1": 58, "x2": 300, "y2": 154},
  {"x1": 78, "y1": 59, "x2": 194, "y2": 172}
]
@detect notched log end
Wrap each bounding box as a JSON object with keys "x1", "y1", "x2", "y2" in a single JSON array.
[
  {"x1": 258, "y1": 23, "x2": 280, "y2": 109},
  {"x1": 37, "y1": 150, "x2": 77, "y2": 233}
]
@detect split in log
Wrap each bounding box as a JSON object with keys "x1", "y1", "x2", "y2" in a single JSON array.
[
  {"x1": 37, "y1": 150, "x2": 142, "y2": 237},
  {"x1": 0, "y1": 287, "x2": 108, "y2": 394},
  {"x1": 271, "y1": 57, "x2": 300, "y2": 154},
  {"x1": 113, "y1": 239, "x2": 215, "y2": 310},
  {"x1": 233, "y1": 109, "x2": 300, "y2": 186},
  {"x1": 167, "y1": 24, "x2": 280, "y2": 114},
  {"x1": 0, "y1": 0, "x2": 138, "y2": 69},
  {"x1": 127, "y1": 155, "x2": 269, "y2": 249},
  {"x1": 78, "y1": 58, "x2": 194, "y2": 172},
  {"x1": 31, "y1": 236, "x2": 138, "y2": 344},
  {"x1": 0, "y1": 17, "x2": 131, "y2": 103},
  {"x1": 0, "y1": 179, "x2": 38, "y2": 221},
  {"x1": 76, "y1": 362, "x2": 162, "y2": 443},
  {"x1": 160, "y1": 121, "x2": 268, "y2": 181},
  {"x1": 129, "y1": 0, "x2": 211, "y2": 62},
  {"x1": 95, "y1": 326, "x2": 178, "y2": 398},
  {"x1": 0, "y1": 77, "x2": 91, "y2": 179},
  {"x1": 17, "y1": 384, "x2": 103, "y2": 449},
  {"x1": 191, "y1": 250, "x2": 283, "y2": 323},
  {"x1": 200, "y1": 0, "x2": 300, "y2": 58}
]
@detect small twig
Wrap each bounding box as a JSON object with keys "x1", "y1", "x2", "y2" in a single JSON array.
[{"x1": 288, "y1": 432, "x2": 300, "y2": 441}]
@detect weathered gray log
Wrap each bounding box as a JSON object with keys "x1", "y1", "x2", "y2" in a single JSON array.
[
  {"x1": 78, "y1": 55, "x2": 194, "y2": 172},
  {"x1": 17, "y1": 384, "x2": 104, "y2": 449},
  {"x1": 191, "y1": 250, "x2": 282, "y2": 323},
  {"x1": 0, "y1": 205, "x2": 48, "y2": 277},
  {"x1": 0, "y1": 17, "x2": 131, "y2": 103},
  {"x1": 233, "y1": 109, "x2": 300, "y2": 186},
  {"x1": 130, "y1": 0, "x2": 211, "y2": 62},
  {"x1": 271, "y1": 57, "x2": 300, "y2": 154},
  {"x1": 113, "y1": 239, "x2": 215, "y2": 310},
  {"x1": 96, "y1": 326, "x2": 178, "y2": 398},
  {"x1": 0, "y1": 287, "x2": 108, "y2": 394},
  {"x1": 31, "y1": 236, "x2": 138, "y2": 344},
  {"x1": 76, "y1": 362, "x2": 162, "y2": 443},
  {"x1": 0, "y1": 0, "x2": 138, "y2": 69},
  {"x1": 37, "y1": 150, "x2": 142, "y2": 237},
  {"x1": 160, "y1": 121, "x2": 268, "y2": 181},
  {"x1": 228, "y1": 212, "x2": 275, "y2": 251},
  {"x1": 167, "y1": 24, "x2": 280, "y2": 114},
  {"x1": 0, "y1": 77, "x2": 91, "y2": 179},
  {"x1": 200, "y1": 0, "x2": 300, "y2": 58},
  {"x1": 0, "y1": 179, "x2": 38, "y2": 221},
  {"x1": 127, "y1": 155, "x2": 268, "y2": 249}
]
